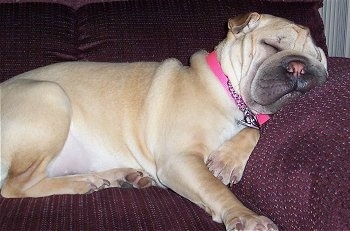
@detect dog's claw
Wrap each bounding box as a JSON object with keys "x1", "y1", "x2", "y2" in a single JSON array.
[
  {"x1": 136, "y1": 171, "x2": 144, "y2": 177},
  {"x1": 83, "y1": 178, "x2": 111, "y2": 194},
  {"x1": 206, "y1": 158, "x2": 213, "y2": 166},
  {"x1": 234, "y1": 222, "x2": 243, "y2": 231},
  {"x1": 103, "y1": 179, "x2": 111, "y2": 187},
  {"x1": 229, "y1": 173, "x2": 238, "y2": 186},
  {"x1": 85, "y1": 189, "x2": 95, "y2": 194},
  {"x1": 267, "y1": 223, "x2": 279, "y2": 231},
  {"x1": 97, "y1": 179, "x2": 110, "y2": 190},
  {"x1": 85, "y1": 184, "x2": 98, "y2": 194}
]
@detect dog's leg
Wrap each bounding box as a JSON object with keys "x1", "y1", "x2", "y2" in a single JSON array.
[
  {"x1": 1, "y1": 80, "x2": 106, "y2": 197},
  {"x1": 1, "y1": 79, "x2": 154, "y2": 198},
  {"x1": 1, "y1": 79, "x2": 72, "y2": 197},
  {"x1": 207, "y1": 127, "x2": 260, "y2": 186},
  {"x1": 156, "y1": 128, "x2": 277, "y2": 231},
  {"x1": 2, "y1": 167, "x2": 154, "y2": 198},
  {"x1": 2, "y1": 171, "x2": 110, "y2": 197}
]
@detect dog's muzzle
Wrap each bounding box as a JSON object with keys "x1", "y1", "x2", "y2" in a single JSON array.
[{"x1": 251, "y1": 50, "x2": 328, "y2": 111}]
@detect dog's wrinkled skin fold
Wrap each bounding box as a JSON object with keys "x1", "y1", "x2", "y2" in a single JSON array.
[{"x1": 0, "y1": 13, "x2": 327, "y2": 231}]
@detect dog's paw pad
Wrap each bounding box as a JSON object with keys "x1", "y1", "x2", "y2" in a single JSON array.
[
  {"x1": 121, "y1": 171, "x2": 154, "y2": 189},
  {"x1": 136, "y1": 176, "x2": 153, "y2": 188},
  {"x1": 118, "y1": 181, "x2": 134, "y2": 188}
]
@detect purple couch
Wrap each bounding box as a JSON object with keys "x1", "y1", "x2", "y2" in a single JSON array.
[{"x1": 0, "y1": 0, "x2": 349, "y2": 230}]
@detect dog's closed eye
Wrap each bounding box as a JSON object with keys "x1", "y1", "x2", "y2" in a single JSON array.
[
  {"x1": 262, "y1": 35, "x2": 293, "y2": 52},
  {"x1": 261, "y1": 40, "x2": 280, "y2": 52}
]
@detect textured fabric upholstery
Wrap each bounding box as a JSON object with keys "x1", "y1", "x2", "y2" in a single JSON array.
[
  {"x1": 0, "y1": 0, "x2": 327, "y2": 81},
  {"x1": 0, "y1": 1, "x2": 349, "y2": 230},
  {"x1": 234, "y1": 57, "x2": 350, "y2": 230}
]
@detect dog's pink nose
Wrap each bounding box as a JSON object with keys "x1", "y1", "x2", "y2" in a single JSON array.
[{"x1": 287, "y1": 61, "x2": 305, "y2": 77}]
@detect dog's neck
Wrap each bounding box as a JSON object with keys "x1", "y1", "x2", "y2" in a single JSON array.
[{"x1": 206, "y1": 51, "x2": 270, "y2": 129}]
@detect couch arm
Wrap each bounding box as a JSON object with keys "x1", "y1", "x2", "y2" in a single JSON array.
[{"x1": 233, "y1": 57, "x2": 350, "y2": 230}]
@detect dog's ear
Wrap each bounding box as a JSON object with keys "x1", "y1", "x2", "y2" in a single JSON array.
[{"x1": 228, "y1": 12, "x2": 261, "y2": 34}]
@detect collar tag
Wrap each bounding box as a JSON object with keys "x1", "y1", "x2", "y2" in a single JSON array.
[{"x1": 239, "y1": 108, "x2": 260, "y2": 129}]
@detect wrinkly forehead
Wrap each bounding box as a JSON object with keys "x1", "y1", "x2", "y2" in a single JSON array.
[
  {"x1": 257, "y1": 16, "x2": 310, "y2": 35},
  {"x1": 253, "y1": 18, "x2": 314, "y2": 46},
  {"x1": 247, "y1": 17, "x2": 321, "y2": 60}
]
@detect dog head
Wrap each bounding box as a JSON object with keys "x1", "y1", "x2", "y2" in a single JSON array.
[{"x1": 217, "y1": 12, "x2": 328, "y2": 114}]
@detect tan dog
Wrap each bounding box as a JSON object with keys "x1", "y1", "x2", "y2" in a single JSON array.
[{"x1": 0, "y1": 13, "x2": 327, "y2": 230}]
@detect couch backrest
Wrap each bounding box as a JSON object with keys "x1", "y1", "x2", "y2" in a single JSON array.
[{"x1": 0, "y1": 0, "x2": 326, "y2": 82}]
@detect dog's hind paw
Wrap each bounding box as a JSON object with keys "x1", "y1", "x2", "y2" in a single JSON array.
[
  {"x1": 75, "y1": 174, "x2": 111, "y2": 194},
  {"x1": 86, "y1": 179, "x2": 111, "y2": 194}
]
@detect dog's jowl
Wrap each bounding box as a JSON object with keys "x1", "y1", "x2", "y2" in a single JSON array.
[{"x1": 0, "y1": 13, "x2": 327, "y2": 231}]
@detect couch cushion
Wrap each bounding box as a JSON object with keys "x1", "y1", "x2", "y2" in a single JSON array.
[{"x1": 0, "y1": 187, "x2": 224, "y2": 230}]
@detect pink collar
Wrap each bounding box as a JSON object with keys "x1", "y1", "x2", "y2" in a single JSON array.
[{"x1": 206, "y1": 52, "x2": 270, "y2": 128}]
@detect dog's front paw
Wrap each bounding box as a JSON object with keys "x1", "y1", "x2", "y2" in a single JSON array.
[
  {"x1": 206, "y1": 151, "x2": 246, "y2": 186},
  {"x1": 207, "y1": 128, "x2": 259, "y2": 186},
  {"x1": 227, "y1": 214, "x2": 278, "y2": 231}
]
